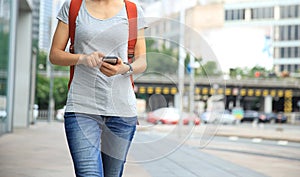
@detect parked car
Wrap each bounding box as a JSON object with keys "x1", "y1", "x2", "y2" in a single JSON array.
[
  {"x1": 146, "y1": 107, "x2": 200, "y2": 125},
  {"x1": 241, "y1": 110, "x2": 259, "y2": 122},
  {"x1": 275, "y1": 112, "x2": 287, "y2": 123},
  {"x1": 259, "y1": 112, "x2": 287, "y2": 124},
  {"x1": 200, "y1": 110, "x2": 236, "y2": 124}
]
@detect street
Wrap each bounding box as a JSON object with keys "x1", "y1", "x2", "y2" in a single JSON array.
[
  {"x1": 126, "y1": 121, "x2": 300, "y2": 177},
  {"x1": 0, "y1": 121, "x2": 299, "y2": 177}
]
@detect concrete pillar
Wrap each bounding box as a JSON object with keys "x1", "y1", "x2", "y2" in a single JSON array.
[
  {"x1": 13, "y1": 9, "x2": 32, "y2": 127},
  {"x1": 264, "y1": 95, "x2": 272, "y2": 113}
]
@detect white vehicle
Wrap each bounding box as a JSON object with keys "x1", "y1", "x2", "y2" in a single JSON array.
[
  {"x1": 56, "y1": 106, "x2": 66, "y2": 121},
  {"x1": 201, "y1": 110, "x2": 236, "y2": 124}
]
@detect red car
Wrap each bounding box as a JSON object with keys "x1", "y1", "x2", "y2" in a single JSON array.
[{"x1": 146, "y1": 107, "x2": 200, "y2": 125}]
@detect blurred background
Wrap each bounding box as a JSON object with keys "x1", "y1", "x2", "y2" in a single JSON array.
[{"x1": 0, "y1": 0, "x2": 300, "y2": 177}]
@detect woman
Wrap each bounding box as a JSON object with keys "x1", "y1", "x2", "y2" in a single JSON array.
[{"x1": 49, "y1": 0, "x2": 147, "y2": 176}]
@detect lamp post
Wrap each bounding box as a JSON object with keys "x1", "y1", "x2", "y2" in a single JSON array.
[{"x1": 177, "y1": 0, "x2": 186, "y2": 137}]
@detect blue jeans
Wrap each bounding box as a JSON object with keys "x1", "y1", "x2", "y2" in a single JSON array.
[{"x1": 64, "y1": 112, "x2": 137, "y2": 177}]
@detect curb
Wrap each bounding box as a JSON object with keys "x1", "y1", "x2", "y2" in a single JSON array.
[{"x1": 215, "y1": 133, "x2": 300, "y2": 143}]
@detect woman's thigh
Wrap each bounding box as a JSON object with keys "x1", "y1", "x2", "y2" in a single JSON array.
[
  {"x1": 101, "y1": 116, "x2": 137, "y2": 177},
  {"x1": 64, "y1": 112, "x2": 104, "y2": 177}
]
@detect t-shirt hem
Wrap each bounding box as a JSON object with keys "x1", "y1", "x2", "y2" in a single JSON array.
[{"x1": 65, "y1": 110, "x2": 137, "y2": 118}]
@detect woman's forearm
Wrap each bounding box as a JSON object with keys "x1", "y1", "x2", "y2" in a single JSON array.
[{"x1": 49, "y1": 48, "x2": 81, "y2": 66}]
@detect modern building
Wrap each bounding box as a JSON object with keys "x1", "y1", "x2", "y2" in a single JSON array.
[
  {"x1": 224, "y1": 0, "x2": 300, "y2": 75},
  {"x1": 38, "y1": 0, "x2": 52, "y2": 52},
  {"x1": 0, "y1": 0, "x2": 35, "y2": 134},
  {"x1": 32, "y1": 0, "x2": 40, "y2": 42}
]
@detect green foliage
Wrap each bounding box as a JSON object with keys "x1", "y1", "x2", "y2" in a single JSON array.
[
  {"x1": 37, "y1": 51, "x2": 48, "y2": 70},
  {"x1": 229, "y1": 65, "x2": 275, "y2": 79},
  {"x1": 198, "y1": 61, "x2": 222, "y2": 76},
  {"x1": 35, "y1": 75, "x2": 49, "y2": 109},
  {"x1": 0, "y1": 31, "x2": 9, "y2": 70},
  {"x1": 53, "y1": 77, "x2": 68, "y2": 109},
  {"x1": 35, "y1": 74, "x2": 68, "y2": 110},
  {"x1": 146, "y1": 38, "x2": 178, "y2": 74}
]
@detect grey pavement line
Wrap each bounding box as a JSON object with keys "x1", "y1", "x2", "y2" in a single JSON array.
[
  {"x1": 215, "y1": 133, "x2": 300, "y2": 143},
  {"x1": 204, "y1": 147, "x2": 300, "y2": 162}
]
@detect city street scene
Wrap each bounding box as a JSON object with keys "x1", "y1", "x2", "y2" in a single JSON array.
[{"x1": 0, "y1": 0, "x2": 300, "y2": 177}]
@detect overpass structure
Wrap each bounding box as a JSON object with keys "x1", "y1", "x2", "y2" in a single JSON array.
[{"x1": 134, "y1": 75, "x2": 300, "y2": 113}]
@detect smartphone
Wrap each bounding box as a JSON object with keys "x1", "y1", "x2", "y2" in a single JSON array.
[{"x1": 102, "y1": 56, "x2": 118, "y2": 65}]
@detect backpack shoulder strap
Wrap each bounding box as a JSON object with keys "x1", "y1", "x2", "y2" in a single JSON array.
[
  {"x1": 68, "y1": 0, "x2": 82, "y2": 89},
  {"x1": 69, "y1": 0, "x2": 82, "y2": 54},
  {"x1": 124, "y1": 0, "x2": 137, "y2": 64},
  {"x1": 124, "y1": 0, "x2": 137, "y2": 89}
]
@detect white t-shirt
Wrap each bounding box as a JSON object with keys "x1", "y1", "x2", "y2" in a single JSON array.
[{"x1": 57, "y1": 0, "x2": 147, "y2": 117}]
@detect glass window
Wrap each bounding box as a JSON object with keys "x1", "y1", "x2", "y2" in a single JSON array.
[
  {"x1": 284, "y1": 26, "x2": 289, "y2": 41},
  {"x1": 290, "y1": 47, "x2": 295, "y2": 58},
  {"x1": 280, "y1": 47, "x2": 285, "y2": 58},
  {"x1": 280, "y1": 65, "x2": 285, "y2": 72},
  {"x1": 281, "y1": 5, "x2": 299, "y2": 18},
  {"x1": 225, "y1": 10, "x2": 231, "y2": 20},
  {"x1": 0, "y1": 0, "x2": 10, "y2": 134},
  {"x1": 295, "y1": 25, "x2": 299, "y2": 40},
  {"x1": 252, "y1": 7, "x2": 274, "y2": 19},
  {"x1": 287, "y1": 65, "x2": 291, "y2": 72}
]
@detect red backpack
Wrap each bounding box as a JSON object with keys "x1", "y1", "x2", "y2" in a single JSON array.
[{"x1": 68, "y1": 0, "x2": 137, "y2": 89}]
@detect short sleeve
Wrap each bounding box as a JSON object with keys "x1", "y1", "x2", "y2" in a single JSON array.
[
  {"x1": 57, "y1": 0, "x2": 71, "y2": 24},
  {"x1": 136, "y1": 5, "x2": 148, "y2": 30}
]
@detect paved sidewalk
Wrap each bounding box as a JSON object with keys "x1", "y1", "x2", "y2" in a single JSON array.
[
  {"x1": 1, "y1": 121, "x2": 298, "y2": 177},
  {"x1": 0, "y1": 122, "x2": 150, "y2": 177}
]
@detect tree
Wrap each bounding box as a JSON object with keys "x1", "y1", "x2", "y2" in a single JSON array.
[
  {"x1": 35, "y1": 74, "x2": 68, "y2": 110},
  {"x1": 146, "y1": 38, "x2": 178, "y2": 74},
  {"x1": 37, "y1": 50, "x2": 48, "y2": 71},
  {"x1": 35, "y1": 74, "x2": 49, "y2": 109},
  {"x1": 199, "y1": 61, "x2": 222, "y2": 76}
]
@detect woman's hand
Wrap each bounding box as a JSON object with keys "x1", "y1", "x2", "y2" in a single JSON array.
[
  {"x1": 100, "y1": 58, "x2": 130, "y2": 77},
  {"x1": 77, "y1": 52, "x2": 104, "y2": 67}
]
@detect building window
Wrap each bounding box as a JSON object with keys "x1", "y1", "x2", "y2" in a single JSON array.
[
  {"x1": 279, "y1": 25, "x2": 300, "y2": 41},
  {"x1": 280, "y1": 5, "x2": 300, "y2": 18},
  {"x1": 287, "y1": 65, "x2": 291, "y2": 72},
  {"x1": 252, "y1": 7, "x2": 274, "y2": 19},
  {"x1": 280, "y1": 65, "x2": 285, "y2": 72},
  {"x1": 225, "y1": 9, "x2": 245, "y2": 21},
  {"x1": 279, "y1": 47, "x2": 300, "y2": 58},
  {"x1": 225, "y1": 10, "x2": 232, "y2": 21},
  {"x1": 280, "y1": 47, "x2": 285, "y2": 58}
]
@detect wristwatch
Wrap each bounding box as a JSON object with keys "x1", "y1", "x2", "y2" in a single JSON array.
[{"x1": 122, "y1": 62, "x2": 133, "y2": 77}]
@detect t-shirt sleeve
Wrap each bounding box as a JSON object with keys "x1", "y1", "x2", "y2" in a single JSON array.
[
  {"x1": 57, "y1": 0, "x2": 71, "y2": 24},
  {"x1": 136, "y1": 4, "x2": 148, "y2": 30}
]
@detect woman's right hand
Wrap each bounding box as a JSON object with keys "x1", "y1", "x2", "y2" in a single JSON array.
[{"x1": 77, "y1": 52, "x2": 104, "y2": 67}]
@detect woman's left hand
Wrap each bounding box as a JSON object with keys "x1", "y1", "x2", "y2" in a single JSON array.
[{"x1": 100, "y1": 58, "x2": 129, "y2": 77}]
